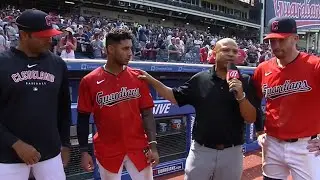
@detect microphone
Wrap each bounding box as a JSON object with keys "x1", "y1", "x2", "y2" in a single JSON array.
[{"x1": 226, "y1": 62, "x2": 240, "y2": 95}]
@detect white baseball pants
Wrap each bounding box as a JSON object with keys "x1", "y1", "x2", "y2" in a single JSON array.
[
  {"x1": 96, "y1": 155, "x2": 153, "y2": 180},
  {"x1": 262, "y1": 135, "x2": 320, "y2": 180},
  {"x1": 0, "y1": 153, "x2": 66, "y2": 180}
]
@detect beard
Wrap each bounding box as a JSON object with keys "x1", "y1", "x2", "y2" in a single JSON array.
[{"x1": 272, "y1": 49, "x2": 286, "y2": 59}]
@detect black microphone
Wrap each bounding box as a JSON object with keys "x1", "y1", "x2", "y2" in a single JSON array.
[{"x1": 226, "y1": 62, "x2": 240, "y2": 95}]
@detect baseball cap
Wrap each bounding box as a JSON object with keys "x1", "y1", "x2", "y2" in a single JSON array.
[
  {"x1": 15, "y1": 9, "x2": 62, "y2": 38},
  {"x1": 264, "y1": 16, "x2": 297, "y2": 40}
]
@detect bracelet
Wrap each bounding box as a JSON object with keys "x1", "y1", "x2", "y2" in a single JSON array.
[
  {"x1": 236, "y1": 92, "x2": 246, "y2": 102},
  {"x1": 148, "y1": 141, "x2": 158, "y2": 145}
]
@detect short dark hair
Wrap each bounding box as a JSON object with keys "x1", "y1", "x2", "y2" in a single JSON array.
[{"x1": 105, "y1": 28, "x2": 133, "y2": 46}]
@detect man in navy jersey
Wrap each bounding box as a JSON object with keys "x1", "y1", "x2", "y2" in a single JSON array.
[{"x1": 0, "y1": 9, "x2": 71, "y2": 180}]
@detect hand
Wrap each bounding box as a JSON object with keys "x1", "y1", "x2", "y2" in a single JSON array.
[
  {"x1": 145, "y1": 148, "x2": 160, "y2": 167},
  {"x1": 227, "y1": 78, "x2": 244, "y2": 99},
  {"x1": 136, "y1": 69, "x2": 153, "y2": 83},
  {"x1": 61, "y1": 147, "x2": 70, "y2": 168},
  {"x1": 307, "y1": 138, "x2": 320, "y2": 156},
  {"x1": 81, "y1": 152, "x2": 94, "y2": 172},
  {"x1": 12, "y1": 140, "x2": 41, "y2": 165},
  {"x1": 257, "y1": 133, "x2": 267, "y2": 147}
]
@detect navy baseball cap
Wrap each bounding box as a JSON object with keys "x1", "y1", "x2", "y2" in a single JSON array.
[
  {"x1": 264, "y1": 16, "x2": 297, "y2": 40},
  {"x1": 15, "y1": 9, "x2": 62, "y2": 38}
]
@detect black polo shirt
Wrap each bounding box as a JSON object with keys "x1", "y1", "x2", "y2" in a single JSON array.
[{"x1": 173, "y1": 67, "x2": 262, "y2": 145}]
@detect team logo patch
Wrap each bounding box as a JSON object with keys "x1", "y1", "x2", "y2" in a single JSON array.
[
  {"x1": 227, "y1": 70, "x2": 239, "y2": 79},
  {"x1": 271, "y1": 21, "x2": 279, "y2": 31},
  {"x1": 96, "y1": 87, "x2": 141, "y2": 107},
  {"x1": 263, "y1": 80, "x2": 312, "y2": 100}
]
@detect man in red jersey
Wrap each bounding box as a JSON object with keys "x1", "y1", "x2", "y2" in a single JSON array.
[
  {"x1": 253, "y1": 16, "x2": 320, "y2": 180},
  {"x1": 76, "y1": 28, "x2": 159, "y2": 180}
]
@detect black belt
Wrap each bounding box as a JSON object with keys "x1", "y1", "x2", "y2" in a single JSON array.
[
  {"x1": 283, "y1": 135, "x2": 318, "y2": 143},
  {"x1": 196, "y1": 140, "x2": 241, "y2": 150}
]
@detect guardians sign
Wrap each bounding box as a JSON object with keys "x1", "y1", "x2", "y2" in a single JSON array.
[{"x1": 265, "y1": 0, "x2": 320, "y2": 29}]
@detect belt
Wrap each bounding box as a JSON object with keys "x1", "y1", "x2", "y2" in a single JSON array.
[
  {"x1": 196, "y1": 140, "x2": 240, "y2": 150},
  {"x1": 283, "y1": 135, "x2": 318, "y2": 143}
]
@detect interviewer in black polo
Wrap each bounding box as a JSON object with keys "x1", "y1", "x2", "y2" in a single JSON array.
[{"x1": 138, "y1": 38, "x2": 262, "y2": 180}]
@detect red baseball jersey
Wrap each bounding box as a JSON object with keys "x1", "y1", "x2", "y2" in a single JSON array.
[
  {"x1": 77, "y1": 66, "x2": 154, "y2": 173},
  {"x1": 252, "y1": 52, "x2": 320, "y2": 139}
]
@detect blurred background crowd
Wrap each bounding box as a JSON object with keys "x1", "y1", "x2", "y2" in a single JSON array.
[{"x1": 0, "y1": 0, "x2": 317, "y2": 67}]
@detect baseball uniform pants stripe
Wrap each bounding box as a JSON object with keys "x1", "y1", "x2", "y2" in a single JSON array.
[
  {"x1": 96, "y1": 155, "x2": 153, "y2": 180},
  {"x1": 262, "y1": 135, "x2": 320, "y2": 180},
  {"x1": 184, "y1": 140, "x2": 243, "y2": 180},
  {"x1": 0, "y1": 153, "x2": 66, "y2": 180}
]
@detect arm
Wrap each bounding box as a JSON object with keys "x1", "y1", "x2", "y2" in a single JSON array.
[
  {"x1": 71, "y1": 38, "x2": 77, "y2": 51},
  {"x1": 139, "y1": 71, "x2": 197, "y2": 106},
  {"x1": 138, "y1": 79, "x2": 157, "y2": 150},
  {"x1": 229, "y1": 76, "x2": 256, "y2": 123},
  {"x1": 76, "y1": 77, "x2": 93, "y2": 153},
  {"x1": 57, "y1": 61, "x2": 71, "y2": 148},
  {"x1": 77, "y1": 112, "x2": 90, "y2": 152},
  {"x1": 251, "y1": 67, "x2": 265, "y2": 135},
  {"x1": 141, "y1": 108, "x2": 157, "y2": 150},
  {"x1": 0, "y1": 123, "x2": 19, "y2": 148},
  {"x1": 141, "y1": 73, "x2": 177, "y2": 104},
  {"x1": 59, "y1": 37, "x2": 66, "y2": 50},
  {"x1": 238, "y1": 96, "x2": 257, "y2": 124}
]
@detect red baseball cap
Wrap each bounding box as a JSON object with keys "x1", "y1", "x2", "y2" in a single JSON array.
[
  {"x1": 264, "y1": 17, "x2": 297, "y2": 40},
  {"x1": 15, "y1": 9, "x2": 62, "y2": 38}
]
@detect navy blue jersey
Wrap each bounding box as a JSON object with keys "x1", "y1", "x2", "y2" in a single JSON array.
[{"x1": 0, "y1": 47, "x2": 71, "y2": 163}]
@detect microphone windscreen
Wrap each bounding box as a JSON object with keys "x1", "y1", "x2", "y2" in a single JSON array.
[{"x1": 227, "y1": 62, "x2": 240, "y2": 81}]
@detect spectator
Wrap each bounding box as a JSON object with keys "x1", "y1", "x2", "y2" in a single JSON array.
[
  {"x1": 245, "y1": 46, "x2": 259, "y2": 67},
  {"x1": 4, "y1": 5, "x2": 318, "y2": 66},
  {"x1": 59, "y1": 27, "x2": 77, "y2": 59},
  {"x1": 0, "y1": 27, "x2": 7, "y2": 52},
  {"x1": 235, "y1": 47, "x2": 247, "y2": 65},
  {"x1": 74, "y1": 25, "x2": 90, "y2": 58},
  {"x1": 91, "y1": 32, "x2": 104, "y2": 59},
  {"x1": 168, "y1": 37, "x2": 180, "y2": 62},
  {"x1": 200, "y1": 45, "x2": 209, "y2": 63}
]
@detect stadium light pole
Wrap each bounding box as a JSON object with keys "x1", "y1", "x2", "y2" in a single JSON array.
[{"x1": 259, "y1": 0, "x2": 265, "y2": 44}]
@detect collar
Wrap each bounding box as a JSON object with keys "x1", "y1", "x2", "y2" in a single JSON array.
[
  {"x1": 210, "y1": 65, "x2": 221, "y2": 80},
  {"x1": 102, "y1": 64, "x2": 127, "y2": 76},
  {"x1": 10, "y1": 47, "x2": 50, "y2": 60}
]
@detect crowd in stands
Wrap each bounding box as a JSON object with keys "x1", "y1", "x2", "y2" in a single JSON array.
[{"x1": 0, "y1": 5, "x2": 315, "y2": 67}]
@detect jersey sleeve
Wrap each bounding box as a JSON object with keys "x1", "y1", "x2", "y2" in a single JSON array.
[
  {"x1": 172, "y1": 75, "x2": 197, "y2": 107},
  {"x1": 252, "y1": 65, "x2": 263, "y2": 99},
  {"x1": 77, "y1": 77, "x2": 93, "y2": 113},
  {"x1": 139, "y1": 80, "x2": 154, "y2": 109}
]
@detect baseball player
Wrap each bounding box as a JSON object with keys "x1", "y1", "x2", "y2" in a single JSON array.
[
  {"x1": 0, "y1": 9, "x2": 71, "y2": 179},
  {"x1": 77, "y1": 28, "x2": 159, "y2": 180},
  {"x1": 253, "y1": 16, "x2": 320, "y2": 180}
]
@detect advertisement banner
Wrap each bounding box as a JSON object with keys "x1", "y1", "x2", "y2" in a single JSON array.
[
  {"x1": 265, "y1": 0, "x2": 320, "y2": 29},
  {"x1": 70, "y1": 101, "x2": 195, "y2": 125},
  {"x1": 65, "y1": 60, "x2": 256, "y2": 74}
]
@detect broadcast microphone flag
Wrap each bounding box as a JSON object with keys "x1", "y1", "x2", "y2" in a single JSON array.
[{"x1": 227, "y1": 62, "x2": 240, "y2": 94}]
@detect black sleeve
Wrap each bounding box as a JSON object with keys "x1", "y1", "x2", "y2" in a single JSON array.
[
  {"x1": 172, "y1": 75, "x2": 197, "y2": 107},
  {"x1": 0, "y1": 123, "x2": 19, "y2": 147},
  {"x1": 242, "y1": 74, "x2": 264, "y2": 131},
  {"x1": 57, "y1": 60, "x2": 71, "y2": 148},
  {"x1": 77, "y1": 112, "x2": 90, "y2": 152}
]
